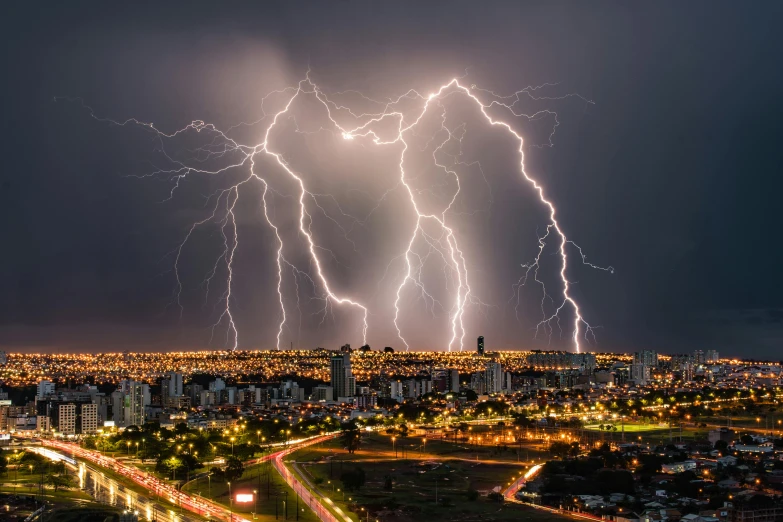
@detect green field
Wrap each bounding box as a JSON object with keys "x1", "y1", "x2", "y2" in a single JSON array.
[
  {"x1": 182, "y1": 460, "x2": 320, "y2": 522},
  {"x1": 294, "y1": 456, "x2": 542, "y2": 522},
  {"x1": 284, "y1": 430, "x2": 562, "y2": 522},
  {"x1": 583, "y1": 423, "x2": 668, "y2": 432},
  {"x1": 293, "y1": 430, "x2": 549, "y2": 466},
  {"x1": 45, "y1": 505, "x2": 123, "y2": 522}
]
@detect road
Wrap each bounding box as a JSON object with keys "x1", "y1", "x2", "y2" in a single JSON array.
[
  {"x1": 271, "y1": 446, "x2": 344, "y2": 522},
  {"x1": 27, "y1": 445, "x2": 196, "y2": 522},
  {"x1": 33, "y1": 435, "x2": 337, "y2": 522},
  {"x1": 502, "y1": 463, "x2": 542, "y2": 500}
]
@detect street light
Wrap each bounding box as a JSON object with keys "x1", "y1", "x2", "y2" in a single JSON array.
[{"x1": 391, "y1": 436, "x2": 396, "y2": 458}]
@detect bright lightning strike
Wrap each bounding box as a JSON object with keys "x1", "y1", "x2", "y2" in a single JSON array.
[{"x1": 64, "y1": 71, "x2": 612, "y2": 352}]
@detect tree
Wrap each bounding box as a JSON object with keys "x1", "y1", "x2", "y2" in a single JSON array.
[
  {"x1": 19, "y1": 451, "x2": 46, "y2": 473},
  {"x1": 161, "y1": 456, "x2": 184, "y2": 480},
  {"x1": 568, "y1": 442, "x2": 581, "y2": 457},
  {"x1": 341, "y1": 467, "x2": 366, "y2": 491},
  {"x1": 46, "y1": 472, "x2": 75, "y2": 492},
  {"x1": 715, "y1": 440, "x2": 729, "y2": 452},
  {"x1": 550, "y1": 441, "x2": 572, "y2": 459},
  {"x1": 50, "y1": 461, "x2": 67, "y2": 475},
  {"x1": 341, "y1": 421, "x2": 362, "y2": 454},
  {"x1": 383, "y1": 474, "x2": 394, "y2": 491},
  {"x1": 224, "y1": 456, "x2": 244, "y2": 482}
]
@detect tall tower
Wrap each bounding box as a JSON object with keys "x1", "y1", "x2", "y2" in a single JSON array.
[
  {"x1": 477, "y1": 336, "x2": 485, "y2": 356},
  {"x1": 330, "y1": 353, "x2": 352, "y2": 398},
  {"x1": 485, "y1": 360, "x2": 503, "y2": 394}
]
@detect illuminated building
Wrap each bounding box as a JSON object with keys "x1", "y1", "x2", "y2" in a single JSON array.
[
  {"x1": 312, "y1": 385, "x2": 333, "y2": 402},
  {"x1": 477, "y1": 336, "x2": 485, "y2": 356},
  {"x1": 37, "y1": 380, "x2": 55, "y2": 399},
  {"x1": 632, "y1": 350, "x2": 658, "y2": 367},
  {"x1": 485, "y1": 360, "x2": 503, "y2": 394},
  {"x1": 331, "y1": 353, "x2": 352, "y2": 398}
]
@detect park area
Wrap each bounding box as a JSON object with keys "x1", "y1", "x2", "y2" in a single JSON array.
[
  {"x1": 181, "y1": 457, "x2": 321, "y2": 522},
  {"x1": 285, "y1": 430, "x2": 566, "y2": 522}
]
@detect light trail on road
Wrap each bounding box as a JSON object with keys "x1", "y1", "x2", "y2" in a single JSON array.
[{"x1": 34, "y1": 435, "x2": 336, "y2": 522}]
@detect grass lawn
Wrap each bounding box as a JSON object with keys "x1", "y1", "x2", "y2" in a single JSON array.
[
  {"x1": 286, "y1": 431, "x2": 554, "y2": 521},
  {"x1": 583, "y1": 423, "x2": 668, "y2": 432},
  {"x1": 0, "y1": 484, "x2": 93, "y2": 501},
  {"x1": 293, "y1": 431, "x2": 548, "y2": 465},
  {"x1": 296, "y1": 457, "x2": 545, "y2": 522},
  {"x1": 49, "y1": 505, "x2": 123, "y2": 522},
  {"x1": 182, "y1": 460, "x2": 320, "y2": 522}
]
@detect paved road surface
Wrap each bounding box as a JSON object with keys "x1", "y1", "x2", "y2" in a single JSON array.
[{"x1": 33, "y1": 435, "x2": 337, "y2": 522}]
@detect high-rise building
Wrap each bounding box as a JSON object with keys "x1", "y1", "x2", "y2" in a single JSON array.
[
  {"x1": 390, "y1": 380, "x2": 404, "y2": 402},
  {"x1": 167, "y1": 372, "x2": 183, "y2": 397},
  {"x1": 450, "y1": 369, "x2": 460, "y2": 393},
  {"x1": 57, "y1": 404, "x2": 76, "y2": 435},
  {"x1": 37, "y1": 380, "x2": 55, "y2": 399},
  {"x1": 477, "y1": 336, "x2": 485, "y2": 356},
  {"x1": 630, "y1": 364, "x2": 650, "y2": 385},
  {"x1": 706, "y1": 350, "x2": 720, "y2": 363},
  {"x1": 119, "y1": 380, "x2": 150, "y2": 427},
  {"x1": 331, "y1": 353, "x2": 353, "y2": 398},
  {"x1": 525, "y1": 352, "x2": 596, "y2": 371},
  {"x1": 633, "y1": 350, "x2": 658, "y2": 368},
  {"x1": 431, "y1": 368, "x2": 458, "y2": 393},
  {"x1": 485, "y1": 361, "x2": 503, "y2": 394},
  {"x1": 312, "y1": 386, "x2": 334, "y2": 402},
  {"x1": 36, "y1": 399, "x2": 98, "y2": 435},
  {"x1": 470, "y1": 372, "x2": 486, "y2": 395},
  {"x1": 693, "y1": 350, "x2": 705, "y2": 365}
]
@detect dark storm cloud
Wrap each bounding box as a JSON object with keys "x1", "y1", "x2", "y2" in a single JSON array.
[{"x1": 1, "y1": 1, "x2": 782, "y2": 357}]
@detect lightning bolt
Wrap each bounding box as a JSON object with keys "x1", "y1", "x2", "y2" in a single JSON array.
[{"x1": 64, "y1": 71, "x2": 611, "y2": 352}]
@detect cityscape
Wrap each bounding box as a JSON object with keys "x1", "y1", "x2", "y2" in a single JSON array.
[
  {"x1": 3, "y1": 2, "x2": 783, "y2": 522},
  {"x1": 1, "y1": 342, "x2": 782, "y2": 522}
]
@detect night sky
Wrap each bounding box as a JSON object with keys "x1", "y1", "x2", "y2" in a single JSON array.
[{"x1": 2, "y1": 2, "x2": 782, "y2": 357}]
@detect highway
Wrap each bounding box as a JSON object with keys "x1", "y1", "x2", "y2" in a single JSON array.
[
  {"x1": 271, "y1": 445, "x2": 344, "y2": 522},
  {"x1": 34, "y1": 435, "x2": 337, "y2": 522},
  {"x1": 502, "y1": 463, "x2": 542, "y2": 500},
  {"x1": 28, "y1": 446, "x2": 196, "y2": 522}
]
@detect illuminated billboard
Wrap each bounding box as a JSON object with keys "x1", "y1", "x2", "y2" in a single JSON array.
[{"x1": 235, "y1": 493, "x2": 254, "y2": 503}]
